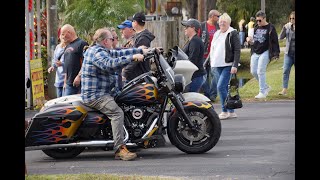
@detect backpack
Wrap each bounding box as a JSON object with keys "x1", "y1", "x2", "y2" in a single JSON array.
[{"x1": 200, "y1": 22, "x2": 209, "y2": 55}]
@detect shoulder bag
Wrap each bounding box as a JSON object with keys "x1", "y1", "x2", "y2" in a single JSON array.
[{"x1": 224, "y1": 74, "x2": 243, "y2": 109}]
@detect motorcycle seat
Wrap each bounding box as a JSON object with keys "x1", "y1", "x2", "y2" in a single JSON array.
[{"x1": 72, "y1": 101, "x2": 96, "y2": 112}]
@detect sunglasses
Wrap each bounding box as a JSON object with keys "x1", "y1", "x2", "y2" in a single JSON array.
[
  {"x1": 256, "y1": 19, "x2": 262, "y2": 22},
  {"x1": 105, "y1": 37, "x2": 114, "y2": 41},
  {"x1": 215, "y1": 15, "x2": 220, "y2": 18},
  {"x1": 290, "y1": 18, "x2": 295, "y2": 20}
]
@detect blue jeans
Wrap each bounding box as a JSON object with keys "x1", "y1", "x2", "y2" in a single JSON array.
[
  {"x1": 282, "y1": 54, "x2": 295, "y2": 89},
  {"x1": 239, "y1": 31, "x2": 245, "y2": 46},
  {"x1": 188, "y1": 74, "x2": 206, "y2": 93},
  {"x1": 202, "y1": 66, "x2": 219, "y2": 100},
  {"x1": 216, "y1": 66, "x2": 234, "y2": 113},
  {"x1": 56, "y1": 87, "x2": 64, "y2": 98},
  {"x1": 64, "y1": 84, "x2": 81, "y2": 96},
  {"x1": 250, "y1": 50, "x2": 270, "y2": 94}
]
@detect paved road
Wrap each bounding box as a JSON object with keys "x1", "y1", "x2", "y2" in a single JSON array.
[{"x1": 25, "y1": 101, "x2": 295, "y2": 180}]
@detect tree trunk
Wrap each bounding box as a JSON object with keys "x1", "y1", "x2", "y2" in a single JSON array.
[
  {"x1": 206, "y1": 0, "x2": 217, "y2": 18},
  {"x1": 193, "y1": 0, "x2": 218, "y2": 21},
  {"x1": 185, "y1": 0, "x2": 198, "y2": 19},
  {"x1": 198, "y1": 0, "x2": 205, "y2": 22},
  {"x1": 290, "y1": 0, "x2": 295, "y2": 10}
]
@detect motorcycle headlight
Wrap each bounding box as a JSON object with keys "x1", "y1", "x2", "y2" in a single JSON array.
[{"x1": 173, "y1": 74, "x2": 186, "y2": 93}]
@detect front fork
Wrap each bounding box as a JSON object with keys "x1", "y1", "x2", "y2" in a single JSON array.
[{"x1": 168, "y1": 92, "x2": 197, "y2": 130}]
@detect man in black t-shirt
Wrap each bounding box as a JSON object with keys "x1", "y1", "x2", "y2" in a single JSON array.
[
  {"x1": 60, "y1": 24, "x2": 88, "y2": 95},
  {"x1": 246, "y1": 11, "x2": 280, "y2": 99}
]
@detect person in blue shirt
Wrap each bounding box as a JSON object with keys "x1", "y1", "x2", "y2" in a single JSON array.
[
  {"x1": 47, "y1": 35, "x2": 68, "y2": 97},
  {"x1": 81, "y1": 27, "x2": 148, "y2": 161}
]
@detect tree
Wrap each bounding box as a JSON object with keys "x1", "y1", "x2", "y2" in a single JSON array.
[
  {"x1": 57, "y1": 0, "x2": 144, "y2": 41},
  {"x1": 183, "y1": 0, "x2": 198, "y2": 19},
  {"x1": 216, "y1": 0, "x2": 294, "y2": 30},
  {"x1": 205, "y1": 0, "x2": 217, "y2": 18},
  {"x1": 182, "y1": 0, "x2": 218, "y2": 21}
]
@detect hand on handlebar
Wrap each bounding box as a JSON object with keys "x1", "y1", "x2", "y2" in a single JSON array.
[
  {"x1": 142, "y1": 48, "x2": 152, "y2": 55},
  {"x1": 138, "y1": 45, "x2": 148, "y2": 49},
  {"x1": 133, "y1": 54, "x2": 144, "y2": 62}
]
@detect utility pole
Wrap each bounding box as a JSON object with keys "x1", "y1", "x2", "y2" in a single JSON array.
[
  {"x1": 261, "y1": 0, "x2": 265, "y2": 12},
  {"x1": 46, "y1": 0, "x2": 58, "y2": 99},
  {"x1": 25, "y1": 0, "x2": 32, "y2": 109},
  {"x1": 36, "y1": 0, "x2": 41, "y2": 59}
]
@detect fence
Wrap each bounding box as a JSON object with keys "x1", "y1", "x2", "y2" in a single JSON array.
[{"x1": 144, "y1": 17, "x2": 188, "y2": 53}]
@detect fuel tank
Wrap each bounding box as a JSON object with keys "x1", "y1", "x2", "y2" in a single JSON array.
[{"x1": 116, "y1": 75, "x2": 159, "y2": 106}]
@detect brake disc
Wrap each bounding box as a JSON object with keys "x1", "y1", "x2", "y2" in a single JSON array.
[{"x1": 180, "y1": 115, "x2": 207, "y2": 141}]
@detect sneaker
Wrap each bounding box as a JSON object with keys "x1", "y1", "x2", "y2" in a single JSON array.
[
  {"x1": 278, "y1": 89, "x2": 287, "y2": 96},
  {"x1": 264, "y1": 86, "x2": 272, "y2": 96},
  {"x1": 228, "y1": 112, "x2": 237, "y2": 118},
  {"x1": 255, "y1": 92, "x2": 266, "y2": 99},
  {"x1": 278, "y1": 91, "x2": 287, "y2": 95},
  {"x1": 219, "y1": 112, "x2": 230, "y2": 120},
  {"x1": 115, "y1": 145, "x2": 137, "y2": 161}
]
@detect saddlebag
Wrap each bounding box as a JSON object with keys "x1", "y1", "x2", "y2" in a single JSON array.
[{"x1": 25, "y1": 104, "x2": 86, "y2": 146}]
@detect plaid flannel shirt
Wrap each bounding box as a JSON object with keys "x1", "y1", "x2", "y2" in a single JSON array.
[{"x1": 81, "y1": 44, "x2": 142, "y2": 103}]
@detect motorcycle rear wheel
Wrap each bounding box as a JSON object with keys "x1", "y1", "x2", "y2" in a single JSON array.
[
  {"x1": 42, "y1": 147, "x2": 85, "y2": 159},
  {"x1": 167, "y1": 106, "x2": 221, "y2": 154}
]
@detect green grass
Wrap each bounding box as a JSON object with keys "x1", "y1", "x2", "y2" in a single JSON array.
[
  {"x1": 25, "y1": 174, "x2": 182, "y2": 180},
  {"x1": 237, "y1": 50, "x2": 295, "y2": 102},
  {"x1": 211, "y1": 49, "x2": 295, "y2": 104},
  {"x1": 279, "y1": 38, "x2": 286, "y2": 48}
]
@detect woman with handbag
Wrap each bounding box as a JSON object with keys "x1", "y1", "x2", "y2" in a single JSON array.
[{"x1": 209, "y1": 13, "x2": 241, "y2": 120}]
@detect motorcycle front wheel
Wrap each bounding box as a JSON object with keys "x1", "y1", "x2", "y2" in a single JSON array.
[
  {"x1": 167, "y1": 106, "x2": 221, "y2": 154},
  {"x1": 42, "y1": 147, "x2": 85, "y2": 159}
]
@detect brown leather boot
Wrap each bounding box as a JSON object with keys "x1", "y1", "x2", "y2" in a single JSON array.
[{"x1": 115, "y1": 145, "x2": 137, "y2": 161}]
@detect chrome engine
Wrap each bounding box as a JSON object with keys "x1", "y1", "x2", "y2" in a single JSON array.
[{"x1": 122, "y1": 105, "x2": 159, "y2": 140}]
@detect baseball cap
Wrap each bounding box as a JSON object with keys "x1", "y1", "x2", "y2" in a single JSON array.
[
  {"x1": 130, "y1": 12, "x2": 146, "y2": 23},
  {"x1": 181, "y1": 18, "x2": 201, "y2": 31},
  {"x1": 117, "y1": 20, "x2": 133, "y2": 29}
]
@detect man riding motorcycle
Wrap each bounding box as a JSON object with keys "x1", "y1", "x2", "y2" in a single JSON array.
[{"x1": 81, "y1": 27, "x2": 148, "y2": 161}]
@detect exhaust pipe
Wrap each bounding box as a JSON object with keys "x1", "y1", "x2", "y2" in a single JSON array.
[{"x1": 25, "y1": 140, "x2": 137, "y2": 151}]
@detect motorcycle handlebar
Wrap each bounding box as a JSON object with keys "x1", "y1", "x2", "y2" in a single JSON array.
[{"x1": 143, "y1": 48, "x2": 156, "y2": 61}]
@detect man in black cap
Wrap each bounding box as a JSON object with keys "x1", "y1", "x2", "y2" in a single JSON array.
[
  {"x1": 122, "y1": 12, "x2": 155, "y2": 82},
  {"x1": 181, "y1": 18, "x2": 206, "y2": 93}
]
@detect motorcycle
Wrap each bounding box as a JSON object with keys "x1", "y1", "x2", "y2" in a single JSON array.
[{"x1": 25, "y1": 46, "x2": 221, "y2": 159}]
